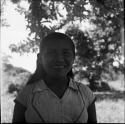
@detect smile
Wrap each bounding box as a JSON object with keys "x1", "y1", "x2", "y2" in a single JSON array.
[{"x1": 53, "y1": 65, "x2": 65, "y2": 69}]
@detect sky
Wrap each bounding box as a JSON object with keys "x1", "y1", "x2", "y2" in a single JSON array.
[{"x1": 1, "y1": 0, "x2": 37, "y2": 73}]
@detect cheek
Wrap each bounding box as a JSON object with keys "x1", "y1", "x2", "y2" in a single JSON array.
[
  {"x1": 65, "y1": 57, "x2": 74, "y2": 66},
  {"x1": 41, "y1": 56, "x2": 52, "y2": 68},
  {"x1": 40, "y1": 55, "x2": 47, "y2": 67}
]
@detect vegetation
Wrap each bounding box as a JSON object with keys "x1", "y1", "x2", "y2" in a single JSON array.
[
  {"x1": 1, "y1": 0, "x2": 124, "y2": 123},
  {"x1": 2, "y1": 63, "x2": 31, "y2": 95},
  {"x1": 8, "y1": 0, "x2": 124, "y2": 86}
]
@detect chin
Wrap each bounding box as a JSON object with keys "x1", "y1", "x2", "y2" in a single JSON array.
[{"x1": 51, "y1": 74, "x2": 66, "y2": 79}]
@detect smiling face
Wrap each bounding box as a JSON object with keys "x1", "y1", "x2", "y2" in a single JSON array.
[{"x1": 38, "y1": 33, "x2": 75, "y2": 79}]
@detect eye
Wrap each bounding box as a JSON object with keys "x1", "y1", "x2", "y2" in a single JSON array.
[{"x1": 46, "y1": 51, "x2": 56, "y2": 56}]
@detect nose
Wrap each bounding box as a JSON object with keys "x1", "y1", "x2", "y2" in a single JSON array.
[{"x1": 55, "y1": 53, "x2": 64, "y2": 62}]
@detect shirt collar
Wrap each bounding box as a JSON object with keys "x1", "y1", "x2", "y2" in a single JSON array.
[
  {"x1": 33, "y1": 78, "x2": 78, "y2": 93},
  {"x1": 68, "y1": 78, "x2": 78, "y2": 91},
  {"x1": 33, "y1": 80, "x2": 49, "y2": 93}
]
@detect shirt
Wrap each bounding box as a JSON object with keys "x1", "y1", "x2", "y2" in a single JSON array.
[{"x1": 14, "y1": 78, "x2": 95, "y2": 123}]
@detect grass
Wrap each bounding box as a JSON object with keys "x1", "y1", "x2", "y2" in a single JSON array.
[{"x1": 95, "y1": 99, "x2": 125, "y2": 123}]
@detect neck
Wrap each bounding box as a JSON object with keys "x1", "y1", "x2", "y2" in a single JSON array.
[{"x1": 44, "y1": 75, "x2": 69, "y2": 87}]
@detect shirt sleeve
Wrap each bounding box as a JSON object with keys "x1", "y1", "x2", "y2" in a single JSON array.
[
  {"x1": 14, "y1": 85, "x2": 32, "y2": 108},
  {"x1": 79, "y1": 83, "x2": 96, "y2": 108}
]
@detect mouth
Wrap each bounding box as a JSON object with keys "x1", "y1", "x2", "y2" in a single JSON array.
[
  {"x1": 52, "y1": 63, "x2": 68, "y2": 69},
  {"x1": 52, "y1": 65, "x2": 65, "y2": 69}
]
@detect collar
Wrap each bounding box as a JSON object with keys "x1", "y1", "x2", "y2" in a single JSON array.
[
  {"x1": 33, "y1": 78, "x2": 78, "y2": 93},
  {"x1": 68, "y1": 78, "x2": 79, "y2": 91},
  {"x1": 33, "y1": 80, "x2": 49, "y2": 93}
]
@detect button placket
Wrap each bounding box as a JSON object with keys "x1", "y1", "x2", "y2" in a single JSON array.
[{"x1": 60, "y1": 100, "x2": 63, "y2": 123}]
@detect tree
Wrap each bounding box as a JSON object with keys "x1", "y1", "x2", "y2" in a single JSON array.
[
  {"x1": 0, "y1": 0, "x2": 10, "y2": 27},
  {"x1": 89, "y1": 0, "x2": 124, "y2": 77},
  {"x1": 9, "y1": 0, "x2": 124, "y2": 87},
  {"x1": 9, "y1": 0, "x2": 92, "y2": 53}
]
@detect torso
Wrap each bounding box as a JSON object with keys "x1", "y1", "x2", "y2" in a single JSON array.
[
  {"x1": 44, "y1": 77, "x2": 69, "y2": 99},
  {"x1": 25, "y1": 83, "x2": 88, "y2": 123},
  {"x1": 17, "y1": 79, "x2": 94, "y2": 123}
]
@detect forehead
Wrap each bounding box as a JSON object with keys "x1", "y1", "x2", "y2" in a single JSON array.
[{"x1": 42, "y1": 39, "x2": 74, "y2": 50}]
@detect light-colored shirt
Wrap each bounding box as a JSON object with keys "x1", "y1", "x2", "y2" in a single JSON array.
[{"x1": 14, "y1": 79, "x2": 95, "y2": 123}]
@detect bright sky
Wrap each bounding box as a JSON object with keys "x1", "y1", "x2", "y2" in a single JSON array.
[{"x1": 1, "y1": 0, "x2": 37, "y2": 73}]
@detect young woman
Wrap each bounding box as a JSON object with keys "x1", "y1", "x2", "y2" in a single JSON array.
[{"x1": 12, "y1": 32, "x2": 97, "y2": 123}]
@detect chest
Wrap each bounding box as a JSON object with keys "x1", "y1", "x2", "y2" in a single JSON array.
[
  {"x1": 25, "y1": 89, "x2": 88, "y2": 123},
  {"x1": 49, "y1": 86, "x2": 67, "y2": 99}
]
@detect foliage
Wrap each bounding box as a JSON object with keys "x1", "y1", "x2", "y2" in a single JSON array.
[
  {"x1": 9, "y1": 0, "x2": 124, "y2": 85},
  {"x1": 2, "y1": 62, "x2": 31, "y2": 94},
  {"x1": 88, "y1": 0, "x2": 124, "y2": 83},
  {"x1": 0, "y1": 0, "x2": 10, "y2": 27},
  {"x1": 9, "y1": 0, "x2": 92, "y2": 53}
]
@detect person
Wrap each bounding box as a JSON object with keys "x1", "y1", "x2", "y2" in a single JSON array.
[{"x1": 12, "y1": 32, "x2": 97, "y2": 123}]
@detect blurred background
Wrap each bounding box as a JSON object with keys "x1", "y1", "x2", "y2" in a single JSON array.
[{"x1": 1, "y1": 0, "x2": 124, "y2": 123}]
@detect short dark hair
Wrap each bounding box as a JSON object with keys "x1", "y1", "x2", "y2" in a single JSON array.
[{"x1": 27, "y1": 32, "x2": 75, "y2": 85}]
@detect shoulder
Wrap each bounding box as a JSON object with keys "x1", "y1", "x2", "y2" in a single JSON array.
[
  {"x1": 14, "y1": 83, "x2": 35, "y2": 107},
  {"x1": 78, "y1": 82, "x2": 92, "y2": 95},
  {"x1": 76, "y1": 82, "x2": 96, "y2": 107},
  {"x1": 18, "y1": 83, "x2": 35, "y2": 97}
]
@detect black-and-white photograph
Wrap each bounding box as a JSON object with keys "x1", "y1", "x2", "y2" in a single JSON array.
[{"x1": 1, "y1": 0, "x2": 124, "y2": 123}]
